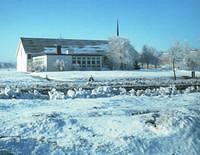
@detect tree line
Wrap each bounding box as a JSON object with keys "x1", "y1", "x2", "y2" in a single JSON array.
[{"x1": 106, "y1": 37, "x2": 200, "y2": 79}]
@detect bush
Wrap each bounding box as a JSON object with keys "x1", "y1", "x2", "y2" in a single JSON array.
[{"x1": 133, "y1": 61, "x2": 140, "y2": 70}]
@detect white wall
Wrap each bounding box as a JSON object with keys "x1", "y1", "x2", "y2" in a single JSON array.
[
  {"x1": 32, "y1": 55, "x2": 47, "y2": 71},
  {"x1": 46, "y1": 55, "x2": 72, "y2": 71},
  {"x1": 32, "y1": 54, "x2": 103, "y2": 72},
  {"x1": 16, "y1": 42, "x2": 27, "y2": 72}
]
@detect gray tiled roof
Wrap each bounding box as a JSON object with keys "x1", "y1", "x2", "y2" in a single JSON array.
[{"x1": 20, "y1": 37, "x2": 108, "y2": 54}]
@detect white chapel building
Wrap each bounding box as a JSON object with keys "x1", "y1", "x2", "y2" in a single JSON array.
[{"x1": 16, "y1": 37, "x2": 108, "y2": 72}]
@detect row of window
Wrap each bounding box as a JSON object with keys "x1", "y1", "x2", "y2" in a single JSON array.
[
  {"x1": 32, "y1": 56, "x2": 101, "y2": 69},
  {"x1": 72, "y1": 56, "x2": 101, "y2": 67},
  {"x1": 33, "y1": 57, "x2": 45, "y2": 66},
  {"x1": 73, "y1": 60, "x2": 100, "y2": 65}
]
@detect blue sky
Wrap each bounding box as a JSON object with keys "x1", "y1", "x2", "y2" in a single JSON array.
[{"x1": 0, "y1": 0, "x2": 200, "y2": 62}]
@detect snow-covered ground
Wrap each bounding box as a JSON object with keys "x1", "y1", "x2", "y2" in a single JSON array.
[
  {"x1": 0, "y1": 69, "x2": 56, "y2": 88},
  {"x1": 1, "y1": 69, "x2": 199, "y2": 87},
  {"x1": 32, "y1": 70, "x2": 200, "y2": 82},
  {"x1": 0, "y1": 69, "x2": 200, "y2": 154},
  {"x1": 0, "y1": 69, "x2": 42, "y2": 85},
  {"x1": 0, "y1": 93, "x2": 200, "y2": 154}
]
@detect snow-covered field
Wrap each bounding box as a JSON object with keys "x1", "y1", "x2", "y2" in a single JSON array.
[
  {"x1": 0, "y1": 69, "x2": 52, "y2": 87},
  {"x1": 0, "y1": 70, "x2": 200, "y2": 154},
  {"x1": 1, "y1": 69, "x2": 199, "y2": 88},
  {"x1": 32, "y1": 69, "x2": 200, "y2": 82},
  {"x1": 0, "y1": 93, "x2": 200, "y2": 154}
]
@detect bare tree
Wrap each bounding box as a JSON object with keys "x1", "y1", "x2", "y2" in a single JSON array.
[
  {"x1": 139, "y1": 45, "x2": 150, "y2": 68},
  {"x1": 139, "y1": 45, "x2": 160, "y2": 69},
  {"x1": 169, "y1": 41, "x2": 189, "y2": 80},
  {"x1": 184, "y1": 50, "x2": 200, "y2": 78},
  {"x1": 149, "y1": 47, "x2": 161, "y2": 68}
]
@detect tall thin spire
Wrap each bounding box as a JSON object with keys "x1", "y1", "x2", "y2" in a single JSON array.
[{"x1": 117, "y1": 19, "x2": 119, "y2": 37}]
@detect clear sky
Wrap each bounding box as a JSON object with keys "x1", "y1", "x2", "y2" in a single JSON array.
[{"x1": 0, "y1": 0, "x2": 200, "y2": 62}]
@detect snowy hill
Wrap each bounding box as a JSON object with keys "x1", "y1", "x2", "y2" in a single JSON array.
[{"x1": 0, "y1": 62, "x2": 15, "y2": 69}]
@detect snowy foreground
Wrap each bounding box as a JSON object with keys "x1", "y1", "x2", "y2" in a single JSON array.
[
  {"x1": 0, "y1": 93, "x2": 200, "y2": 154},
  {"x1": 0, "y1": 70, "x2": 200, "y2": 154}
]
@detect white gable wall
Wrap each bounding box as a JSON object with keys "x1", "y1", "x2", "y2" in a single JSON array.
[{"x1": 16, "y1": 42, "x2": 28, "y2": 72}]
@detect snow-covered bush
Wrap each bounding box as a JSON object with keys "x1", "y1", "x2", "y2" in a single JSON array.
[
  {"x1": 56, "y1": 59, "x2": 60, "y2": 71},
  {"x1": 0, "y1": 84, "x2": 198, "y2": 100},
  {"x1": 157, "y1": 85, "x2": 177, "y2": 96},
  {"x1": 0, "y1": 87, "x2": 48, "y2": 99},
  {"x1": 136, "y1": 90, "x2": 144, "y2": 96},
  {"x1": 4, "y1": 86, "x2": 15, "y2": 96},
  {"x1": 33, "y1": 90, "x2": 48, "y2": 99},
  {"x1": 151, "y1": 88, "x2": 159, "y2": 96},
  {"x1": 60, "y1": 59, "x2": 65, "y2": 71},
  {"x1": 144, "y1": 89, "x2": 152, "y2": 96},
  {"x1": 56, "y1": 59, "x2": 65, "y2": 71},
  {"x1": 48, "y1": 88, "x2": 65, "y2": 100},
  {"x1": 67, "y1": 89, "x2": 76, "y2": 98},
  {"x1": 159, "y1": 87, "x2": 171, "y2": 96},
  {"x1": 197, "y1": 86, "x2": 200, "y2": 91},
  {"x1": 119, "y1": 87, "x2": 127, "y2": 95},
  {"x1": 0, "y1": 89, "x2": 9, "y2": 99},
  {"x1": 170, "y1": 85, "x2": 177, "y2": 95},
  {"x1": 129, "y1": 89, "x2": 136, "y2": 96},
  {"x1": 74, "y1": 88, "x2": 90, "y2": 98},
  {"x1": 91, "y1": 86, "x2": 113, "y2": 97},
  {"x1": 184, "y1": 86, "x2": 196, "y2": 94}
]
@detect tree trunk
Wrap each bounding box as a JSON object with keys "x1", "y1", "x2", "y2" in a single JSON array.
[
  {"x1": 192, "y1": 71, "x2": 195, "y2": 78},
  {"x1": 172, "y1": 60, "x2": 176, "y2": 80}
]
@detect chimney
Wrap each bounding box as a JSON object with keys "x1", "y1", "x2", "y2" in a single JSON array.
[{"x1": 56, "y1": 45, "x2": 61, "y2": 55}]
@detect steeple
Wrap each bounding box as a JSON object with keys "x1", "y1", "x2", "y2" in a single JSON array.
[{"x1": 117, "y1": 19, "x2": 119, "y2": 37}]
